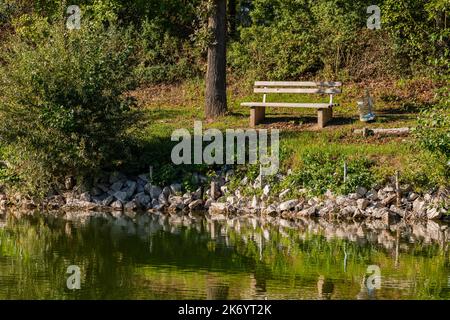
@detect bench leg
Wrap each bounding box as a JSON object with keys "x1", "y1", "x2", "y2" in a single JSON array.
[
  {"x1": 250, "y1": 107, "x2": 265, "y2": 127},
  {"x1": 318, "y1": 108, "x2": 332, "y2": 128}
]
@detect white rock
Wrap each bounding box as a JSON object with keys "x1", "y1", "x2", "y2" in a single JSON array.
[
  {"x1": 426, "y1": 207, "x2": 442, "y2": 220},
  {"x1": 263, "y1": 185, "x2": 270, "y2": 197},
  {"x1": 251, "y1": 195, "x2": 259, "y2": 209},
  {"x1": 413, "y1": 198, "x2": 426, "y2": 213},
  {"x1": 111, "y1": 200, "x2": 123, "y2": 210},
  {"x1": 209, "y1": 202, "x2": 227, "y2": 214},
  {"x1": 357, "y1": 198, "x2": 369, "y2": 210},
  {"x1": 279, "y1": 199, "x2": 298, "y2": 211},
  {"x1": 356, "y1": 186, "x2": 367, "y2": 197}
]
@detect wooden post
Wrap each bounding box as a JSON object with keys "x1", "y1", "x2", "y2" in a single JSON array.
[
  {"x1": 343, "y1": 162, "x2": 348, "y2": 183},
  {"x1": 318, "y1": 108, "x2": 332, "y2": 128},
  {"x1": 250, "y1": 107, "x2": 265, "y2": 127},
  {"x1": 395, "y1": 171, "x2": 401, "y2": 207}
]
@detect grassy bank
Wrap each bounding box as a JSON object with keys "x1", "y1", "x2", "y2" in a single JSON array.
[{"x1": 125, "y1": 77, "x2": 447, "y2": 195}]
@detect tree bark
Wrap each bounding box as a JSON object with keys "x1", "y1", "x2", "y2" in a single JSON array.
[{"x1": 205, "y1": 0, "x2": 227, "y2": 119}]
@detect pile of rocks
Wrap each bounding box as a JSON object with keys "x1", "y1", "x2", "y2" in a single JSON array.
[
  {"x1": 0, "y1": 170, "x2": 448, "y2": 223},
  {"x1": 208, "y1": 179, "x2": 449, "y2": 222}
]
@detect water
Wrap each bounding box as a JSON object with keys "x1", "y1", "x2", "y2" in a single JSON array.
[{"x1": 0, "y1": 210, "x2": 449, "y2": 300}]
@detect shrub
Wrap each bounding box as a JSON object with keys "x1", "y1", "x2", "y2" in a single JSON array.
[
  {"x1": 414, "y1": 98, "x2": 450, "y2": 164},
  {"x1": 0, "y1": 16, "x2": 138, "y2": 195},
  {"x1": 288, "y1": 152, "x2": 375, "y2": 195}
]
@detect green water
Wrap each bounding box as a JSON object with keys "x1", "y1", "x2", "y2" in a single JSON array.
[{"x1": 0, "y1": 210, "x2": 449, "y2": 300}]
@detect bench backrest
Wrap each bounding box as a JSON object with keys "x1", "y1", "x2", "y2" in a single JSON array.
[
  {"x1": 254, "y1": 81, "x2": 342, "y2": 104},
  {"x1": 254, "y1": 81, "x2": 342, "y2": 94}
]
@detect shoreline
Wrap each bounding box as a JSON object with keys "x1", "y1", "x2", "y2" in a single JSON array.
[{"x1": 0, "y1": 169, "x2": 448, "y2": 224}]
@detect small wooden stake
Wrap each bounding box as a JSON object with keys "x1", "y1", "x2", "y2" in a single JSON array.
[
  {"x1": 343, "y1": 162, "x2": 348, "y2": 183},
  {"x1": 211, "y1": 180, "x2": 218, "y2": 200},
  {"x1": 395, "y1": 171, "x2": 401, "y2": 207}
]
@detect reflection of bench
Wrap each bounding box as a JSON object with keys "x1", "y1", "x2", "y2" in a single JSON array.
[{"x1": 242, "y1": 81, "x2": 342, "y2": 128}]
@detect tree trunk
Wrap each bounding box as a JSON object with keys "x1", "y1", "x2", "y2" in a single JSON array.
[{"x1": 205, "y1": 0, "x2": 227, "y2": 119}]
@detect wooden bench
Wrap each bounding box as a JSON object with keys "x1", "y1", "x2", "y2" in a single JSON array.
[{"x1": 242, "y1": 81, "x2": 342, "y2": 128}]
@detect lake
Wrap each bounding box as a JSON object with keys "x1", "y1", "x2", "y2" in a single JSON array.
[{"x1": 0, "y1": 210, "x2": 449, "y2": 299}]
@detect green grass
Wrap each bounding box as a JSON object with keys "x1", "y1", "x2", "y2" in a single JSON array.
[{"x1": 127, "y1": 77, "x2": 446, "y2": 192}]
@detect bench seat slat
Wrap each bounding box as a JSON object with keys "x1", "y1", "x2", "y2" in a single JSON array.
[
  {"x1": 241, "y1": 102, "x2": 337, "y2": 108},
  {"x1": 254, "y1": 88, "x2": 341, "y2": 94},
  {"x1": 255, "y1": 81, "x2": 342, "y2": 87}
]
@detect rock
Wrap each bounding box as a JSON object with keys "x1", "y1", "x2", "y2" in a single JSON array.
[
  {"x1": 101, "y1": 195, "x2": 114, "y2": 206},
  {"x1": 356, "y1": 186, "x2": 367, "y2": 197},
  {"x1": 240, "y1": 177, "x2": 248, "y2": 186},
  {"x1": 336, "y1": 196, "x2": 347, "y2": 206},
  {"x1": 209, "y1": 202, "x2": 227, "y2": 214},
  {"x1": 366, "y1": 189, "x2": 378, "y2": 201},
  {"x1": 151, "y1": 199, "x2": 159, "y2": 207},
  {"x1": 114, "y1": 191, "x2": 128, "y2": 202},
  {"x1": 264, "y1": 204, "x2": 278, "y2": 216},
  {"x1": 65, "y1": 199, "x2": 97, "y2": 210},
  {"x1": 169, "y1": 196, "x2": 183, "y2": 206},
  {"x1": 134, "y1": 193, "x2": 151, "y2": 208},
  {"x1": 125, "y1": 180, "x2": 137, "y2": 198},
  {"x1": 158, "y1": 192, "x2": 168, "y2": 205},
  {"x1": 162, "y1": 187, "x2": 171, "y2": 197},
  {"x1": 124, "y1": 200, "x2": 138, "y2": 211},
  {"x1": 298, "y1": 206, "x2": 316, "y2": 217},
  {"x1": 413, "y1": 198, "x2": 426, "y2": 214},
  {"x1": 407, "y1": 192, "x2": 419, "y2": 201},
  {"x1": 145, "y1": 184, "x2": 162, "y2": 199},
  {"x1": 0, "y1": 194, "x2": 6, "y2": 201},
  {"x1": 348, "y1": 193, "x2": 361, "y2": 200},
  {"x1": 279, "y1": 189, "x2": 291, "y2": 200},
  {"x1": 383, "y1": 186, "x2": 395, "y2": 193},
  {"x1": 79, "y1": 192, "x2": 91, "y2": 202},
  {"x1": 341, "y1": 206, "x2": 356, "y2": 216},
  {"x1": 357, "y1": 199, "x2": 369, "y2": 210},
  {"x1": 382, "y1": 194, "x2": 397, "y2": 206},
  {"x1": 426, "y1": 207, "x2": 442, "y2": 220},
  {"x1": 279, "y1": 199, "x2": 298, "y2": 211},
  {"x1": 226, "y1": 196, "x2": 238, "y2": 205},
  {"x1": 251, "y1": 195, "x2": 259, "y2": 209},
  {"x1": 170, "y1": 183, "x2": 182, "y2": 195},
  {"x1": 188, "y1": 199, "x2": 203, "y2": 210},
  {"x1": 0, "y1": 200, "x2": 7, "y2": 210},
  {"x1": 111, "y1": 200, "x2": 123, "y2": 210},
  {"x1": 110, "y1": 181, "x2": 124, "y2": 192}
]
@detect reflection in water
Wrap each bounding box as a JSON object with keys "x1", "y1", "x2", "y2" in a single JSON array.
[{"x1": 0, "y1": 209, "x2": 449, "y2": 300}]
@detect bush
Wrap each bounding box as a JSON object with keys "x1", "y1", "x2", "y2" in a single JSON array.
[
  {"x1": 0, "y1": 16, "x2": 138, "y2": 195},
  {"x1": 414, "y1": 98, "x2": 450, "y2": 164},
  {"x1": 288, "y1": 152, "x2": 375, "y2": 195}
]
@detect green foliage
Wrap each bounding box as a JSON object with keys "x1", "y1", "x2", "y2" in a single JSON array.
[
  {"x1": 414, "y1": 98, "x2": 450, "y2": 163},
  {"x1": 287, "y1": 152, "x2": 375, "y2": 195},
  {"x1": 0, "y1": 16, "x2": 138, "y2": 195}
]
